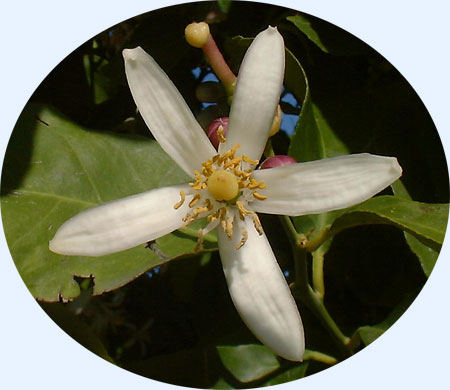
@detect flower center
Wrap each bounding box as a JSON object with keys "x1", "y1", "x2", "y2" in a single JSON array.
[
  {"x1": 173, "y1": 143, "x2": 267, "y2": 251},
  {"x1": 207, "y1": 170, "x2": 239, "y2": 201}
]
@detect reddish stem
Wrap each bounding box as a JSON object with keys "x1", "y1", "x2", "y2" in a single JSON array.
[{"x1": 202, "y1": 35, "x2": 237, "y2": 90}]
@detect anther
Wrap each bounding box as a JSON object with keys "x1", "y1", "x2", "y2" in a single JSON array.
[
  {"x1": 253, "y1": 214, "x2": 264, "y2": 235},
  {"x1": 189, "y1": 193, "x2": 201, "y2": 207},
  {"x1": 174, "y1": 190, "x2": 186, "y2": 209},
  {"x1": 194, "y1": 229, "x2": 204, "y2": 252},
  {"x1": 242, "y1": 155, "x2": 259, "y2": 166},
  {"x1": 236, "y1": 200, "x2": 252, "y2": 218},
  {"x1": 236, "y1": 229, "x2": 248, "y2": 249},
  {"x1": 252, "y1": 191, "x2": 267, "y2": 200},
  {"x1": 217, "y1": 125, "x2": 227, "y2": 143}
]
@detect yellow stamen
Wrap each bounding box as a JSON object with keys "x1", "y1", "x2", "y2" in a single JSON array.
[
  {"x1": 253, "y1": 214, "x2": 264, "y2": 235},
  {"x1": 189, "y1": 193, "x2": 201, "y2": 207},
  {"x1": 236, "y1": 200, "x2": 252, "y2": 218},
  {"x1": 236, "y1": 229, "x2": 248, "y2": 249},
  {"x1": 224, "y1": 157, "x2": 242, "y2": 169},
  {"x1": 225, "y1": 217, "x2": 234, "y2": 239},
  {"x1": 189, "y1": 170, "x2": 203, "y2": 188},
  {"x1": 194, "y1": 206, "x2": 209, "y2": 216},
  {"x1": 217, "y1": 125, "x2": 226, "y2": 143},
  {"x1": 242, "y1": 155, "x2": 259, "y2": 166},
  {"x1": 173, "y1": 190, "x2": 186, "y2": 209},
  {"x1": 204, "y1": 198, "x2": 213, "y2": 210},
  {"x1": 248, "y1": 178, "x2": 267, "y2": 189},
  {"x1": 252, "y1": 191, "x2": 267, "y2": 200},
  {"x1": 194, "y1": 229, "x2": 204, "y2": 252}
]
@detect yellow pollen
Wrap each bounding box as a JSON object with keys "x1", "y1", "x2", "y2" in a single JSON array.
[
  {"x1": 236, "y1": 200, "x2": 252, "y2": 218},
  {"x1": 189, "y1": 193, "x2": 201, "y2": 207},
  {"x1": 252, "y1": 191, "x2": 267, "y2": 200},
  {"x1": 242, "y1": 155, "x2": 259, "y2": 166},
  {"x1": 178, "y1": 144, "x2": 269, "y2": 249},
  {"x1": 217, "y1": 125, "x2": 226, "y2": 143},
  {"x1": 225, "y1": 217, "x2": 234, "y2": 239},
  {"x1": 204, "y1": 198, "x2": 213, "y2": 210},
  {"x1": 236, "y1": 229, "x2": 248, "y2": 249},
  {"x1": 174, "y1": 190, "x2": 186, "y2": 209},
  {"x1": 253, "y1": 214, "x2": 264, "y2": 235},
  {"x1": 207, "y1": 170, "x2": 239, "y2": 201},
  {"x1": 194, "y1": 228, "x2": 204, "y2": 252},
  {"x1": 248, "y1": 178, "x2": 267, "y2": 189}
]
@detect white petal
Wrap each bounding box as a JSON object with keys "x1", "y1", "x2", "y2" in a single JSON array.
[
  {"x1": 217, "y1": 210, "x2": 304, "y2": 361},
  {"x1": 123, "y1": 47, "x2": 216, "y2": 176},
  {"x1": 220, "y1": 27, "x2": 285, "y2": 162},
  {"x1": 251, "y1": 153, "x2": 402, "y2": 216},
  {"x1": 49, "y1": 184, "x2": 192, "y2": 256}
]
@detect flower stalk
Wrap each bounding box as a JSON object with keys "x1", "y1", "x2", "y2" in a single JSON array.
[
  {"x1": 202, "y1": 34, "x2": 237, "y2": 94},
  {"x1": 280, "y1": 215, "x2": 352, "y2": 357}
]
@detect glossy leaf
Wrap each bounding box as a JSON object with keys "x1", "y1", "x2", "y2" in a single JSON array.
[
  {"x1": 216, "y1": 344, "x2": 280, "y2": 383},
  {"x1": 1, "y1": 104, "x2": 214, "y2": 302},
  {"x1": 287, "y1": 14, "x2": 369, "y2": 56},
  {"x1": 403, "y1": 233, "x2": 439, "y2": 277},
  {"x1": 391, "y1": 180, "x2": 440, "y2": 277},
  {"x1": 329, "y1": 195, "x2": 448, "y2": 246}
]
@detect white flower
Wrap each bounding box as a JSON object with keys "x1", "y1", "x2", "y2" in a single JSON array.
[{"x1": 49, "y1": 27, "x2": 402, "y2": 362}]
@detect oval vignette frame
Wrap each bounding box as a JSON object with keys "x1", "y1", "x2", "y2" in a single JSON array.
[{"x1": 2, "y1": 4, "x2": 445, "y2": 386}]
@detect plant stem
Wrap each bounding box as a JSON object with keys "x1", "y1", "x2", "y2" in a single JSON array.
[
  {"x1": 303, "y1": 349, "x2": 338, "y2": 365},
  {"x1": 312, "y1": 249, "x2": 325, "y2": 300},
  {"x1": 280, "y1": 215, "x2": 351, "y2": 356},
  {"x1": 202, "y1": 35, "x2": 236, "y2": 94}
]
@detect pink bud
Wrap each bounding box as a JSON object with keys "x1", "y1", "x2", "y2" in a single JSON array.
[
  {"x1": 260, "y1": 155, "x2": 297, "y2": 169},
  {"x1": 207, "y1": 117, "x2": 229, "y2": 149}
]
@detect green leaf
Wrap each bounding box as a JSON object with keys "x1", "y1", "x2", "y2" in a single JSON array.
[
  {"x1": 286, "y1": 46, "x2": 349, "y2": 239},
  {"x1": 217, "y1": 0, "x2": 232, "y2": 14},
  {"x1": 212, "y1": 378, "x2": 234, "y2": 389},
  {"x1": 403, "y1": 233, "x2": 438, "y2": 277},
  {"x1": 391, "y1": 180, "x2": 440, "y2": 277},
  {"x1": 329, "y1": 195, "x2": 448, "y2": 247},
  {"x1": 287, "y1": 14, "x2": 369, "y2": 56},
  {"x1": 1, "y1": 104, "x2": 216, "y2": 302},
  {"x1": 263, "y1": 363, "x2": 308, "y2": 386},
  {"x1": 287, "y1": 53, "x2": 349, "y2": 162},
  {"x1": 357, "y1": 292, "x2": 417, "y2": 345},
  {"x1": 216, "y1": 344, "x2": 280, "y2": 383}
]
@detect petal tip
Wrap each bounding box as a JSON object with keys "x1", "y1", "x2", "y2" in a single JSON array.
[
  {"x1": 122, "y1": 46, "x2": 142, "y2": 62},
  {"x1": 275, "y1": 328, "x2": 305, "y2": 362},
  {"x1": 48, "y1": 237, "x2": 64, "y2": 255},
  {"x1": 392, "y1": 157, "x2": 403, "y2": 176}
]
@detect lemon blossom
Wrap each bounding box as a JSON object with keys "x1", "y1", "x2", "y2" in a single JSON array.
[{"x1": 49, "y1": 27, "x2": 402, "y2": 362}]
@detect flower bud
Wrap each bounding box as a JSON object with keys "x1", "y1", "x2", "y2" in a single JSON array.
[
  {"x1": 260, "y1": 155, "x2": 297, "y2": 169},
  {"x1": 207, "y1": 117, "x2": 229, "y2": 149},
  {"x1": 185, "y1": 22, "x2": 210, "y2": 48}
]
